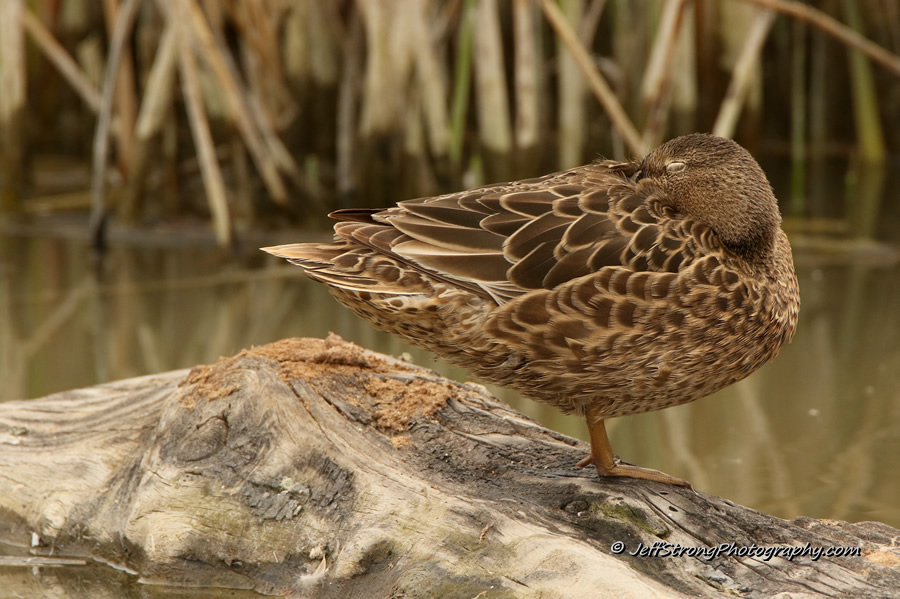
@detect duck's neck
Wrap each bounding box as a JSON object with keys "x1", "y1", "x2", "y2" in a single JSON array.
[{"x1": 721, "y1": 224, "x2": 778, "y2": 264}]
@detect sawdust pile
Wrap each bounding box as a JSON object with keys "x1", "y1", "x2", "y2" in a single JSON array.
[
  {"x1": 178, "y1": 333, "x2": 455, "y2": 432},
  {"x1": 362, "y1": 376, "x2": 455, "y2": 433},
  {"x1": 253, "y1": 333, "x2": 382, "y2": 380},
  {"x1": 179, "y1": 358, "x2": 241, "y2": 406}
]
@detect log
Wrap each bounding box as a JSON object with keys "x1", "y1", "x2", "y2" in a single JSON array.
[{"x1": 1, "y1": 335, "x2": 898, "y2": 598}]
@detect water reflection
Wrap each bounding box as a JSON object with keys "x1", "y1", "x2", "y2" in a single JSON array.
[
  {"x1": 0, "y1": 540, "x2": 262, "y2": 599},
  {"x1": 1, "y1": 229, "x2": 898, "y2": 531}
]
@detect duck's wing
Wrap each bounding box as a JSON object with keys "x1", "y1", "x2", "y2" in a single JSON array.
[{"x1": 263, "y1": 161, "x2": 704, "y2": 303}]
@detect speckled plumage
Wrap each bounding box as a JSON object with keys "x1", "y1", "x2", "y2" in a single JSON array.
[{"x1": 264, "y1": 134, "x2": 800, "y2": 486}]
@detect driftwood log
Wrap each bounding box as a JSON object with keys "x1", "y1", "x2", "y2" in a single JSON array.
[{"x1": 1, "y1": 335, "x2": 898, "y2": 598}]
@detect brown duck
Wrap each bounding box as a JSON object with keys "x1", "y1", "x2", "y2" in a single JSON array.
[{"x1": 263, "y1": 133, "x2": 800, "y2": 487}]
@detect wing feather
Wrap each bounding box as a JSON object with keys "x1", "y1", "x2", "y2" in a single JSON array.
[{"x1": 264, "y1": 161, "x2": 709, "y2": 306}]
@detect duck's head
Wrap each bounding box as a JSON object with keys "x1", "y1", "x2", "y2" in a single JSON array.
[{"x1": 637, "y1": 133, "x2": 782, "y2": 259}]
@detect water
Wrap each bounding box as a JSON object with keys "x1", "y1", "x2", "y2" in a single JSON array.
[
  {"x1": 1, "y1": 161, "x2": 899, "y2": 594},
  {"x1": 3, "y1": 218, "x2": 899, "y2": 525}
]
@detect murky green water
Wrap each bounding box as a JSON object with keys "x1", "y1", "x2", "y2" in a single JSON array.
[
  {"x1": 3, "y1": 219, "x2": 899, "y2": 527},
  {"x1": 1, "y1": 160, "x2": 899, "y2": 595}
]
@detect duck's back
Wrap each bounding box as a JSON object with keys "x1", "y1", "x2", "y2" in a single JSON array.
[{"x1": 265, "y1": 143, "x2": 798, "y2": 419}]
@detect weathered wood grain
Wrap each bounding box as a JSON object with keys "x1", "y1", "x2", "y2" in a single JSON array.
[{"x1": 1, "y1": 335, "x2": 898, "y2": 598}]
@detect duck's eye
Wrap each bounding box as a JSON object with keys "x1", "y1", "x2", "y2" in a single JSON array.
[{"x1": 665, "y1": 161, "x2": 686, "y2": 173}]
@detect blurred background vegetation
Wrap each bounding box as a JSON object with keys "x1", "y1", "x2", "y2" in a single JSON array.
[
  {"x1": 1, "y1": 0, "x2": 899, "y2": 246},
  {"x1": 1, "y1": 0, "x2": 899, "y2": 536}
]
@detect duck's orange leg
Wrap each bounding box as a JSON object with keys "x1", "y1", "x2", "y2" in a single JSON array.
[{"x1": 576, "y1": 410, "x2": 692, "y2": 488}]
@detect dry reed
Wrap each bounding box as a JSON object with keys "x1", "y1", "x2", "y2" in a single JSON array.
[{"x1": 2, "y1": 0, "x2": 899, "y2": 246}]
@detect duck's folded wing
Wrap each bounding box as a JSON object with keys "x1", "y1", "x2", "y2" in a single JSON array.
[{"x1": 265, "y1": 161, "x2": 703, "y2": 303}]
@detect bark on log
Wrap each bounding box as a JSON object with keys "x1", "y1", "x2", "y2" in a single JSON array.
[{"x1": 1, "y1": 335, "x2": 898, "y2": 598}]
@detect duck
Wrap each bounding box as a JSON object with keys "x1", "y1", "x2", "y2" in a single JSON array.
[{"x1": 263, "y1": 133, "x2": 800, "y2": 487}]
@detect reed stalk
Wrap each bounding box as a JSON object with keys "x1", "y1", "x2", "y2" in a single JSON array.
[
  {"x1": 806, "y1": 15, "x2": 830, "y2": 218},
  {"x1": 337, "y1": 9, "x2": 363, "y2": 206},
  {"x1": 885, "y1": 0, "x2": 900, "y2": 53},
  {"x1": 841, "y1": 0, "x2": 886, "y2": 164},
  {"x1": 790, "y1": 16, "x2": 807, "y2": 211},
  {"x1": 740, "y1": 0, "x2": 900, "y2": 76},
  {"x1": 180, "y1": 0, "x2": 290, "y2": 206},
  {"x1": 19, "y1": 8, "x2": 102, "y2": 114},
  {"x1": 89, "y1": 0, "x2": 140, "y2": 249},
  {"x1": 0, "y1": 0, "x2": 26, "y2": 213},
  {"x1": 669, "y1": 1, "x2": 697, "y2": 135},
  {"x1": 580, "y1": 0, "x2": 608, "y2": 45},
  {"x1": 356, "y1": 0, "x2": 416, "y2": 204},
  {"x1": 172, "y1": 2, "x2": 232, "y2": 247},
  {"x1": 474, "y1": 0, "x2": 513, "y2": 182},
  {"x1": 712, "y1": 8, "x2": 775, "y2": 139},
  {"x1": 402, "y1": 89, "x2": 439, "y2": 199},
  {"x1": 102, "y1": 0, "x2": 137, "y2": 174},
  {"x1": 449, "y1": 0, "x2": 476, "y2": 172},
  {"x1": 641, "y1": 0, "x2": 689, "y2": 149},
  {"x1": 513, "y1": 0, "x2": 539, "y2": 175},
  {"x1": 358, "y1": 0, "x2": 406, "y2": 140},
  {"x1": 121, "y1": 23, "x2": 178, "y2": 221},
  {"x1": 230, "y1": 1, "x2": 295, "y2": 132},
  {"x1": 409, "y1": 1, "x2": 451, "y2": 171},
  {"x1": 136, "y1": 25, "x2": 179, "y2": 137},
  {"x1": 540, "y1": 0, "x2": 646, "y2": 156},
  {"x1": 693, "y1": 0, "x2": 718, "y2": 130},
  {"x1": 557, "y1": 0, "x2": 586, "y2": 170},
  {"x1": 309, "y1": 2, "x2": 342, "y2": 89},
  {"x1": 4, "y1": 0, "x2": 900, "y2": 229}
]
